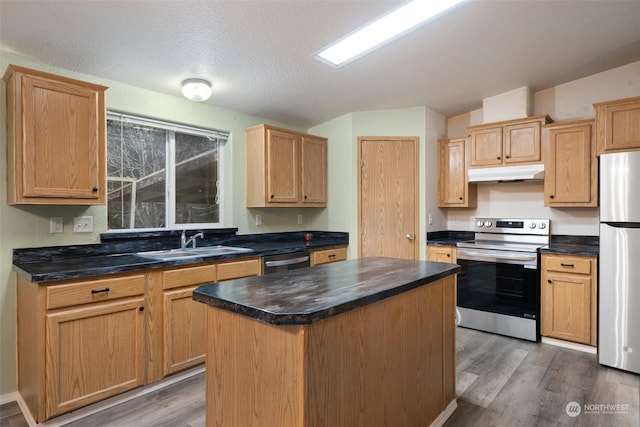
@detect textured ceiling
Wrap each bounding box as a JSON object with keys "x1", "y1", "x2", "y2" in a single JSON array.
[{"x1": 2, "y1": 0, "x2": 640, "y2": 128}]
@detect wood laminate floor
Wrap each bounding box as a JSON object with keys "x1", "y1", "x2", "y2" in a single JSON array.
[{"x1": 3, "y1": 327, "x2": 639, "y2": 426}]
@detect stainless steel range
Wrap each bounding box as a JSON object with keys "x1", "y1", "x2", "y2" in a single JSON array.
[{"x1": 456, "y1": 218, "x2": 550, "y2": 342}]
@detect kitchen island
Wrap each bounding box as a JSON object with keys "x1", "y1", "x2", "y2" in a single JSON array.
[{"x1": 193, "y1": 257, "x2": 460, "y2": 427}]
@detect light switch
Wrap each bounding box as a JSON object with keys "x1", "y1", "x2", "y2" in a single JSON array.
[{"x1": 50, "y1": 217, "x2": 64, "y2": 233}]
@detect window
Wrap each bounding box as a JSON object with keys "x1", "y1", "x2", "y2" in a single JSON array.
[{"x1": 106, "y1": 112, "x2": 228, "y2": 230}]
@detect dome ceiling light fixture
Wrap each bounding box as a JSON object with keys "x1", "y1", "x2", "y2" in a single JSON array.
[{"x1": 181, "y1": 78, "x2": 213, "y2": 102}]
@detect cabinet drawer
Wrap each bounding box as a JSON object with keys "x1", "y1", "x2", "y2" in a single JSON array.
[
  {"x1": 163, "y1": 265, "x2": 217, "y2": 290},
  {"x1": 311, "y1": 247, "x2": 347, "y2": 266},
  {"x1": 47, "y1": 275, "x2": 145, "y2": 309},
  {"x1": 544, "y1": 255, "x2": 592, "y2": 275},
  {"x1": 217, "y1": 258, "x2": 261, "y2": 281}
]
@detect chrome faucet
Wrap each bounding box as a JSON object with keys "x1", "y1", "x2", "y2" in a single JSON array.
[{"x1": 181, "y1": 230, "x2": 204, "y2": 249}]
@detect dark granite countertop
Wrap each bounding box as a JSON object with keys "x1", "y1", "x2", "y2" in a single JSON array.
[
  {"x1": 539, "y1": 235, "x2": 599, "y2": 257},
  {"x1": 193, "y1": 257, "x2": 460, "y2": 326},
  {"x1": 426, "y1": 230, "x2": 474, "y2": 247},
  {"x1": 13, "y1": 231, "x2": 348, "y2": 283}
]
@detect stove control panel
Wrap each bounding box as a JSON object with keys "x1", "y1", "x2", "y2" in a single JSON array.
[{"x1": 473, "y1": 218, "x2": 550, "y2": 235}]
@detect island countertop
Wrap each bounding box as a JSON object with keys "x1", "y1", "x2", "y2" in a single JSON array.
[{"x1": 193, "y1": 257, "x2": 460, "y2": 325}]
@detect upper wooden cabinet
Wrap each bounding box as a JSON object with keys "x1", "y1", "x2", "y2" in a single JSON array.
[
  {"x1": 246, "y1": 124, "x2": 327, "y2": 207},
  {"x1": 543, "y1": 119, "x2": 597, "y2": 207},
  {"x1": 3, "y1": 65, "x2": 107, "y2": 205},
  {"x1": 467, "y1": 115, "x2": 552, "y2": 167},
  {"x1": 438, "y1": 137, "x2": 476, "y2": 208},
  {"x1": 594, "y1": 96, "x2": 640, "y2": 155}
]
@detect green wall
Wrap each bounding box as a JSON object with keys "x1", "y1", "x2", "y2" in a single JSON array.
[{"x1": 0, "y1": 51, "x2": 442, "y2": 396}]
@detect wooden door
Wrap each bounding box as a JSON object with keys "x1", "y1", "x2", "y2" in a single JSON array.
[
  {"x1": 504, "y1": 121, "x2": 541, "y2": 164},
  {"x1": 45, "y1": 298, "x2": 145, "y2": 418},
  {"x1": 301, "y1": 135, "x2": 327, "y2": 204},
  {"x1": 359, "y1": 137, "x2": 418, "y2": 259},
  {"x1": 266, "y1": 129, "x2": 298, "y2": 203},
  {"x1": 469, "y1": 127, "x2": 502, "y2": 166}
]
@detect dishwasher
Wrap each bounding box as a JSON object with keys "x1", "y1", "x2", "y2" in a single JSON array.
[{"x1": 262, "y1": 251, "x2": 310, "y2": 274}]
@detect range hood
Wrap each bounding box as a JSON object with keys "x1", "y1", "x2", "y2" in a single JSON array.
[{"x1": 468, "y1": 164, "x2": 545, "y2": 183}]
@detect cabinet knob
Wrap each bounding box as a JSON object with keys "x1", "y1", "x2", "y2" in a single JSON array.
[
  {"x1": 304, "y1": 195, "x2": 307, "y2": 199},
  {"x1": 139, "y1": 306, "x2": 145, "y2": 312},
  {"x1": 550, "y1": 195, "x2": 555, "y2": 199},
  {"x1": 270, "y1": 194, "x2": 274, "y2": 199},
  {"x1": 505, "y1": 155, "x2": 510, "y2": 159},
  {"x1": 547, "y1": 279, "x2": 552, "y2": 284},
  {"x1": 447, "y1": 254, "x2": 451, "y2": 258},
  {"x1": 497, "y1": 156, "x2": 501, "y2": 160},
  {"x1": 92, "y1": 187, "x2": 98, "y2": 192},
  {"x1": 459, "y1": 197, "x2": 463, "y2": 200}
]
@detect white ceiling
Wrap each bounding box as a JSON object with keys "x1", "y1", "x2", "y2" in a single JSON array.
[{"x1": 2, "y1": 0, "x2": 640, "y2": 128}]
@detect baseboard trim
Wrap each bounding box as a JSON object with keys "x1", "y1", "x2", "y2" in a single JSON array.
[
  {"x1": 0, "y1": 391, "x2": 36, "y2": 427},
  {"x1": 14, "y1": 365, "x2": 204, "y2": 427},
  {"x1": 542, "y1": 337, "x2": 597, "y2": 354},
  {"x1": 430, "y1": 399, "x2": 458, "y2": 427}
]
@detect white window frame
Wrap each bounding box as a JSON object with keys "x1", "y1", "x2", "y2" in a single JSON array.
[{"x1": 106, "y1": 111, "x2": 228, "y2": 232}]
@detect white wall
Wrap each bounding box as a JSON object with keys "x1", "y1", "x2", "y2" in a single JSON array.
[{"x1": 445, "y1": 60, "x2": 640, "y2": 236}]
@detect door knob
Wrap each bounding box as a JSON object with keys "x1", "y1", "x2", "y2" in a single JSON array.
[{"x1": 406, "y1": 234, "x2": 415, "y2": 241}]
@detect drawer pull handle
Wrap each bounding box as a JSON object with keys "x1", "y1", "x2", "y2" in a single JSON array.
[
  {"x1": 328, "y1": 254, "x2": 336, "y2": 258},
  {"x1": 560, "y1": 263, "x2": 574, "y2": 268},
  {"x1": 91, "y1": 287, "x2": 110, "y2": 294}
]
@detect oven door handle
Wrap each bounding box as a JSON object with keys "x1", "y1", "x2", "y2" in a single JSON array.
[{"x1": 457, "y1": 250, "x2": 537, "y2": 264}]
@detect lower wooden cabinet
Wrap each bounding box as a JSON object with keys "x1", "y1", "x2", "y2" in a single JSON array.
[
  {"x1": 311, "y1": 247, "x2": 347, "y2": 266},
  {"x1": 540, "y1": 254, "x2": 597, "y2": 346},
  {"x1": 161, "y1": 259, "x2": 260, "y2": 376},
  {"x1": 17, "y1": 250, "x2": 344, "y2": 422},
  {"x1": 46, "y1": 298, "x2": 145, "y2": 416},
  {"x1": 17, "y1": 272, "x2": 146, "y2": 422},
  {"x1": 427, "y1": 245, "x2": 457, "y2": 263}
]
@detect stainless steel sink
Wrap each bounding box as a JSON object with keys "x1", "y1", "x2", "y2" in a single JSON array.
[{"x1": 137, "y1": 246, "x2": 253, "y2": 260}]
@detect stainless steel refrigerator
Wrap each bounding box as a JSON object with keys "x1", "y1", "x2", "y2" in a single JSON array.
[{"x1": 599, "y1": 151, "x2": 640, "y2": 374}]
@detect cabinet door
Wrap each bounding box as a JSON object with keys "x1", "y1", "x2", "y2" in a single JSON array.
[
  {"x1": 301, "y1": 135, "x2": 327, "y2": 204},
  {"x1": 438, "y1": 138, "x2": 467, "y2": 206},
  {"x1": 469, "y1": 127, "x2": 502, "y2": 166},
  {"x1": 545, "y1": 123, "x2": 596, "y2": 206},
  {"x1": 163, "y1": 286, "x2": 207, "y2": 376},
  {"x1": 596, "y1": 97, "x2": 640, "y2": 154},
  {"x1": 427, "y1": 246, "x2": 456, "y2": 263},
  {"x1": 541, "y1": 272, "x2": 592, "y2": 345},
  {"x1": 46, "y1": 298, "x2": 144, "y2": 418},
  {"x1": 266, "y1": 129, "x2": 298, "y2": 203},
  {"x1": 22, "y1": 73, "x2": 104, "y2": 202},
  {"x1": 503, "y1": 121, "x2": 541, "y2": 164}
]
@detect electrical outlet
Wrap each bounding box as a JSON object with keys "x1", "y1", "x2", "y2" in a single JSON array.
[
  {"x1": 428, "y1": 213, "x2": 433, "y2": 225},
  {"x1": 73, "y1": 216, "x2": 93, "y2": 233},
  {"x1": 50, "y1": 217, "x2": 64, "y2": 233},
  {"x1": 255, "y1": 214, "x2": 262, "y2": 226},
  {"x1": 297, "y1": 214, "x2": 303, "y2": 225}
]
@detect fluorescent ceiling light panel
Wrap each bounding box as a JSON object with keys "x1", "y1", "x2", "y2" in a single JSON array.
[{"x1": 315, "y1": 0, "x2": 469, "y2": 66}]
